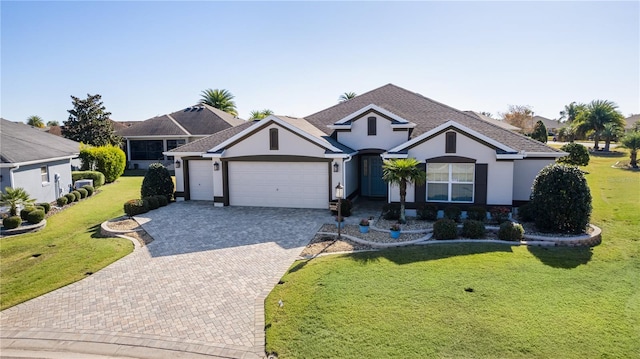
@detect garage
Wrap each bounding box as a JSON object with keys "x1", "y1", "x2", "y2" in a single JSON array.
[
  {"x1": 188, "y1": 160, "x2": 214, "y2": 201},
  {"x1": 228, "y1": 161, "x2": 328, "y2": 209}
]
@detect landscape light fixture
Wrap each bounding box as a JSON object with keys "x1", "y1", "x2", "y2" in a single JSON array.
[{"x1": 335, "y1": 182, "x2": 344, "y2": 239}]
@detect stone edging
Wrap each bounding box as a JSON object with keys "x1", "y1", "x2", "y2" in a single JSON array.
[
  {"x1": 100, "y1": 217, "x2": 143, "y2": 237},
  {"x1": 0, "y1": 220, "x2": 47, "y2": 236}
]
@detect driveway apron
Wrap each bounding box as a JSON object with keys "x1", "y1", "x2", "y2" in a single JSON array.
[{"x1": 1, "y1": 202, "x2": 328, "y2": 358}]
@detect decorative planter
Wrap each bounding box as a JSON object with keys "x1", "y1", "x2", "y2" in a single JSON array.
[
  {"x1": 335, "y1": 221, "x2": 345, "y2": 229},
  {"x1": 390, "y1": 230, "x2": 401, "y2": 239},
  {"x1": 359, "y1": 225, "x2": 369, "y2": 233}
]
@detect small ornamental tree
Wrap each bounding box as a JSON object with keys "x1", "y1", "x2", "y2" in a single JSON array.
[
  {"x1": 531, "y1": 120, "x2": 548, "y2": 143},
  {"x1": 530, "y1": 164, "x2": 592, "y2": 234},
  {"x1": 557, "y1": 143, "x2": 590, "y2": 167},
  {"x1": 80, "y1": 145, "x2": 126, "y2": 183},
  {"x1": 141, "y1": 163, "x2": 174, "y2": 200},
  {"x1": 0, "y1": 187, "x2": 35, "y2": 216},
  {"x1": 619, "y1": 131, "x2": 640, "y2": 169}
]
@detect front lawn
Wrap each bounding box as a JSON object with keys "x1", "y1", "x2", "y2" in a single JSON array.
[
  {"x1": 0, "y1": 176, "x2": 143, "y2": 310},
  {"x1": 265, "y1": 152, "x2": 640, "y2": 358}
]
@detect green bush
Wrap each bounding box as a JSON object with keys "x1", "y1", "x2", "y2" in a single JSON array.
[
  {"x1": 144, "y1": 196, "x2": 160, "y2": 210},
  {"x1": 530, "y1": 164, "x2": 592, "y2": 233},
  {"x1": 20, "y1": 207, "x2": 34, "y2": 221},
  {"x1": 72, "y1": 190, "x2": 81, "y2": 202},
  {"x1": 433, "y1": 219, "x2": 458, "y2": 240},
  {"x1": 444, "y1": 206, "x2": 461, "y2": 222},
  {"x1": 466, "y1": 206, "x2": 487, "y2": 221},
  {"x1": 498, "y1": 222, "x2": 524, "y2": 241},
  {"x1": 56, "y1": 196, "x2": 68, "y2": 207},
  {"x1": 462, "y1": 220, "x2": 486, "y2": 239},
  {"x1": 77, "y1": 188, "x2": 88, "y2": 199},
  {"x1": 65, "y1": 193, "x2": 76, "y2": 203},
  {"x1": 26, "y1": 209, "x2": 45, "y2": 224},
  {"x1": 72, "y1": 171, "x2": 105, "y2": 188},
  {"x1": 124, "y1": 199, "x2": 149, "y2": 217},
  {"x1": 557, "y1": 143, "x2": 590, "y2": 167},
  {"x1": 382, "y1": 203, "x2": 401, "y2": 220},
  {"x1": 490, "y1": 207, "x2": 511, "y2": 224},
  {"x1": 3, "y1": 215, "x2": 22, "y2": 229},
  {"x1": 531, "y1": 120, "x2": 548, "y2": 143},
  {"x1": 80, "y1": 145, "x2": 126, "y2": 183},
  {"x1": 141, "y1": 163, "x2": 174, "y2": 201},
  {"x1": 82, "y1": 185, "x2": 95, "y2": 196},
  {"x1": 417, "y1": 203, "x2": 438, "y2": 221},
  {"x1": 155, "y1": 195, "x2": 169, "y2": 207},
  {"x1": 517, "y1": 203, "x2": 535, "y2": 222},
  {"x1": 37, "y1": 202, "x2": 51, "y2": 214}
]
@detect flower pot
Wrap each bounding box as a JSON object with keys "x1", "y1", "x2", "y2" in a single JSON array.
[
  {"x1": 390, "y1": 230, "x2": 401, "y2": 239},
  {"x1": 359, "y1": 225, "x2": 369, "y2": 233},
  {"x1": 335, "y1": 221, "x2": 345, "y2": 229}
]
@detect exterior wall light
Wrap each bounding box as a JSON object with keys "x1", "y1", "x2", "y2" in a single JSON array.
[
  {"x1": 333, "y1": 162, "x2": 339, "y2": 172},
  {"x1": 175, "y1": 160, "x2": 181, "y2": 168},
  {"x1": 213, "y1": 162, "x2": 220, "y2": 171}
]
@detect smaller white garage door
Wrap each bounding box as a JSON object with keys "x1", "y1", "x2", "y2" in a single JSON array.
[
  {"x1": 229, "y1": 161, "x2": 328, "y2": 209},
  {"x1": 188, "y1": 160, "x2": 214, "y2": 201}
]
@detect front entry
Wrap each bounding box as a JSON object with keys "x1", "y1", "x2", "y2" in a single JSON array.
[{"x1": 361, "y1": 155, "x2": 387, "y2": 197}]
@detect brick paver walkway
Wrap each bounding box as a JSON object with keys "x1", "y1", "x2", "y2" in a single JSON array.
[{"x1": 1, "y1": 203, "x2": 329, "y2": 358}]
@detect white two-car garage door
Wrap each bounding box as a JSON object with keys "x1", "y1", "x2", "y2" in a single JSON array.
[
  {"x1": 188, "y1": 160, "x2": 214, "y2": 201},
  {"x1": 228, "y1": 161, "x2": 328, "y2": 209}
]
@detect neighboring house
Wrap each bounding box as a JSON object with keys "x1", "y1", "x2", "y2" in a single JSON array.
[
  {"x1": 625, "y1": 114, "x2": 640, "y2": 132},
  {"x1": 167, "y1": 84, "x2": 565, "y2": 210},
  {"x1": 1, "y1": 118, "x2": 80, "y2": 204},
  {"x1": 117, "y1": 104, "x2": 245, "y2": 170},
  {"x1": 464, "y1": 111, "x2": 520, "y2": 131},
  {"x1": 532, "y1": 115, "x2": 561, "y2": 135},
  {"x1": 44, "y1": 120, "x2": 135, "y2": 137}
]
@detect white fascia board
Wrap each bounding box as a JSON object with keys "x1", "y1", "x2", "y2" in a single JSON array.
[
  {"x1": 324, "y1": 151, "x2": 357, "y2": 159},
  {"x1": 202, "y1": 151, "x2": 224, "y2": 158},
  {"x1": 327, "y1": 124, "x2": 352, "y2": 130},
  {"x1": 0, "y1": 155, "x2": 77, "y2": 168},
  {"x1": 524, "y1": 151, "x2": 568, "y2": 158},
  {"x1": 210, "y1": 115, "x2": 341, "y2": 153},
  {"x1": 163, "y1": 151, "x2": 203, "y2": 157},
  {"x1": 390, "y1": 122, "x2": 417, "y2": 129},
  {"x1": 496, "y1": 154, "x2": 524, "y2": 160},
  {"x1": 335, "y1": 104, "x2": 410, "y2": 125},
  {"x1": 381, "y1": 153, "x2": 409, "y2": 159},
  {"x1": 389, "y1": 120, "x2": 516, "y2": 153}
]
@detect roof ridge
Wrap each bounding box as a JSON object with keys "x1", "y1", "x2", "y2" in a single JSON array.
[
  {"x1": 166, "y1": 114, "x2": 191, "y2": 136},
  {"x1": 304, "y1": 83, "x2": 398, "y2": 118}
]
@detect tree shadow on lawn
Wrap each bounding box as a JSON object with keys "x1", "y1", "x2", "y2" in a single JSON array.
[
  {"x1": 347, "y1": 242, "x2": 515, "y2": 265},
  {"x1": 527, "y1": 245, "x2": 593, "y2": 269}
]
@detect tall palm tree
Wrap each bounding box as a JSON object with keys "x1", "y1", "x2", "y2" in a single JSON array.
[
  {"x1": 199, "y1": 89, "x2": 238, "y2": 116},
  {"x1": 26, "y1": 115, "x2": 45, "y2": 128},
  {"x1": 382, "y1": 158, "x2": 426, "y2": 224},
  {"x1": 559, "y1": 102, "x2": 586, "y2": 123},
  {"x1": 338, "y1": 92, "x2": 357, "y2": 102},
  {"x1": 620, "y1": 131, "x2": 640, "y2": 168},
  {"x1": 249, "y1": 109, "x2": 274, "y2": 121},
  {"x1": 601, "y1": 122, "x2": 624, "y2": 152},
  {"x1": 0, "y1": 187, "x2": 35, "y2": 216},
  {"x1": 575, "y1": 100, "x2": 625, "y2": 150}
]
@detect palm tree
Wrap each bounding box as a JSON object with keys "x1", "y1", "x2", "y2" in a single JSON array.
[
  {"x1": 26, "y1": 115, "x2": 45, "y2": 128},
  {"x1": 199, "y1": 89, "x2": 238, "y2": 116},
  {"x1": 601, "y1": 122, "x2": 624, "y2": 152},
  {"x1": 559, "y1": 102, "x2": 586, "y2": 123},
  {"x1": 249, "y1": 109, "x2": 274, "y2": 121},
  {"x1": 46, "y1": 120, "x2": 60, "y2": 127},
  {"x1": 620, "y1": 131, "x2": 640, "y2": 168},
  {"x1": 0, "y1": 187, "x2": 35, "y2": 216},
  {"x1": 338, "y1": 92, "x2": 357, "y2": 102},
  {"x1": 382, "y1": 158, "x2": 427, "y2": 224},
  {"x1": 574, "y1": 100, "x2": 625, "y2": 150}
]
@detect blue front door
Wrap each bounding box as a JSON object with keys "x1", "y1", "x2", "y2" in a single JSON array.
[{"x1": 361, "y1": 156, "x2": 387, "y2": 197}]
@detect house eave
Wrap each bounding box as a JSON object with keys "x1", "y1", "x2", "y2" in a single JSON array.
[
  {"x1": 163, "y1": 151, "x2": 204, "y2": 157},
  {"x1": 524, "y1": 151, "x2": 568, "y2": 158},
  {"x1": 0, "y1": 155, "x2": 78, "y2": 168},
  {"x1": 335, "y1": 104, "x2": 410, "y2": 125}
]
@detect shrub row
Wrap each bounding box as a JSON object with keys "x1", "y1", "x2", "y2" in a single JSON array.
[
  {"x1": 123, "y1": 195, "x2": 170, "y2": 217},
  {"x1": 432, "y1": 218, "x2": 525, "y2": 241},
  {"x1": 416, "y1": 204, "x2": 510, "y2": 223},
  {"x1": 55, "y1": 185, "x2": 95, "y2": 209},
  {"x1": 72, "y1": 171, "x2": 105, "y2": 188}
]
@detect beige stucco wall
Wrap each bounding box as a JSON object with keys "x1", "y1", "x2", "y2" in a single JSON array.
[
  {"x1": 223, "y1": 123, "x2": 327, "y2": 158},
  {"x1": 337, "y1": 112, "x2": 409, "y2": 151},
  {"x1": 513, "y1": 158, "x2": 555, "y2": 201}
]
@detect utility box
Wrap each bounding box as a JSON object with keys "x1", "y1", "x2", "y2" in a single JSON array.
[{"x1": 74, "y1": 179, "x2": 93, "y2": 189}]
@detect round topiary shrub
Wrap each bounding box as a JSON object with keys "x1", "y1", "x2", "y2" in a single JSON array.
[
  {"x1": 77, "y1": 188, "x2": 88, "y2": 199},
  {"x1": 144, "y1": 196, "x2": 160, "y2": 210},
  {"x1": 517, "y1": 202, "x2": 535, "y2": 222},
  {"x1": 498, "y1": 222, "x2": 524, "y2": 241},
  {"x1": 72, "y1": 191, "x2": 81, "y2": 202},
  {"x1": 82, "y1": 185, "x2": 95, "y2": 196},
  {"x1": 124, "y1": 199, "x2": 149, "y2": 217},
  {"x1": 141, "y1": 163, "x2": 174, "y2": 201},
  {"x1": 462, "y1": 220, "x2": 486, "y2": 239},
  {"x1": 20, "y1": 207, "x2": 34, "y2": 221},
  {"x1": 57, "y1": 196, "x2": 68, "y2": 206},
  {"x1": 557, "y1": 143, "x2": 590, "y2": 167},
  {"x1": 530, "y1": 164, "x2": 592, "y2": 233},
  {"x1": 37, "y1": 202, "x2": 51, "y2": 214},
  {"x1": 466, "y1": 206, "x2": 487, "y2": 221},
  {"x1": 27, "y1": 209, "x2": 45, "y2": 224},
  {"x1": 444, "y1": 206, "x2": 461, "y2": 222},
  {"x1": 434, "y1": 219, "x2": 458, "y2": 240},
  {"x1": 3, "y1": 215, "x2": 22, "y2": 229},
  {"x1": 418, "y1": 204, "x2": 438, "y2": 221},
  {"x1": 155, "y1": 195, "x2": 169, "y2": 207},
  {"x1": 65, "y1": 193, "x2": 75, "y2": 203}
]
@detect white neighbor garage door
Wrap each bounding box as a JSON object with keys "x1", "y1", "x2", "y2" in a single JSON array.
[
  {"x1": 228, "y1": 161, "x2": 328, "y2": 209},
  {"x1": 189, "y1": 160, "x2": 214, "y2": 201}
]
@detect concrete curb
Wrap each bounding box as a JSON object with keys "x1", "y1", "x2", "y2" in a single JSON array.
[{"x1": 0, "y1": 220, "x2": 47, "y2": 236}]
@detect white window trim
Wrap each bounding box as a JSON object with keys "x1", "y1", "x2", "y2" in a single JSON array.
[
  {"x1": 426, "y1": 163, "x2": 474, "y2": 203},
  {"x1": 41, "y1": 166, "x2": 50, "y2": 185}
]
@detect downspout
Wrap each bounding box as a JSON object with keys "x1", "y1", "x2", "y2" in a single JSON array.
[
  {"x1": 9, "y1": 164, "x2": 19, "y2": 189},
  {"x1": 342, "y1": 154, "x2": 353, "y2": 197}
]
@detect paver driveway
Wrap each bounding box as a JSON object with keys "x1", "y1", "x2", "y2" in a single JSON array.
[{"x1": 1, "y1": 202, "x2": 329, "y2": 358}]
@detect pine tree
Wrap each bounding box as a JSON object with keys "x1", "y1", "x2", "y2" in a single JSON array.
[{"x1": 63, "y1": 94, "x2": 121, "y2": 146}]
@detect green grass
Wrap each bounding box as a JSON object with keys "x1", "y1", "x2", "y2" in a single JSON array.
[
  {"x1": 266, "y1": 152, "x2": 640, "y2": 358},
  {"x1": 1, "y1": 176, "x2": 143, "y2": 310}
]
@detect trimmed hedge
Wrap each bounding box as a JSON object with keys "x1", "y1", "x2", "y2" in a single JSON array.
[
  {"x1": 466, "y1": 206, "x2": 487, "y2": 221},
  {"x1": 444, "y1": 206, "x2": 461, "y2": 222},
  {"x1": 124, "y1": 199, "x2": 149, "y2": 217},
  {"x1": 79, "y1": 145, "x2": 126, "y2": 183},
  {"x1": 418, "y1": 204, "x2": 438, "y2": 221},
  {"x1": 3, "y1": 216, "x2": 22, "y2": 229},
  {"x1": 27, "y1": 209, "x2": 45, "y2": 224},
  {"x1": 57, "y1": 197, "x2": 68, "y2": 206},
  {"x1": 498, "y1": 222, "x2": 525, "y2": 241},
  {"x1": 517, "y1": 203, "x2": 535, "y2": 222},
  {"x1": 72, "y1": 191, "x2": 81, "y2": 202},
  {"x1": 65, "y1": 193, "x2": 75, "y2": 203},
  {"x1": 155, "y1": 195, "x2": 169, "y2": 207},
  {"x1": 144, "y1": 196, "x2": 160, "y2": 210},
  {"x1": 37, "y1": 202, "x2": 51, "y2": 214},
  {"x1": 72, "y1": 171, "x2": 105, "y2": 188},
  {"x1": 82, "y1": 185, "x2": 95, "y2": 196},
  {"x1": 20, "y1": 208, "x2": 34, "y2": 221},
  {"x1": 462, "y1": 220, "x2": 485, "y2": 239},
  {"x1": 77, "y1": 188, "x2": 88, "y2": 199},
  {"x1": 434, "y1": 219, "x2": 458, "y2": 240},
  {"x1": 141, "y1": 163, "x2": 174, "y2": 201}
]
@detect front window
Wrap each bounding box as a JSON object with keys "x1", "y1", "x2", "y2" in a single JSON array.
[
  {"x1": 41, "y1": 166, "x2": 49, "y2": 183},
  {"x1": 166, "y1": 139, "x2": 186, "y2": 160},
  {"x1": 427, "y1": 163, "x2": 474, "y2": 202},
  {"x1": 130, "y1": 140, "x2": 163, "y2": 160}
]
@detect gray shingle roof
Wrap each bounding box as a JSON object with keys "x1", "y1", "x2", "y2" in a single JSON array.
[
  {"x1": 464, "y1": 111, "x2": 520, "y2": 131},
  {"x1": 168, "y1": 122, "x2": 255, "y2": 153},
  {"x1": 117, "y1": 104, "x2": 245, "y2": 137},
  {"x1": 1, "y1": 118, "x2": 80, "y2": 164},
  {"x1": 305, "y1": 84, "x2": 560, "y2": 154}
]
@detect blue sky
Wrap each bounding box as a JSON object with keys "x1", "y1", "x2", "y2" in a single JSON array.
[{"x1": 2, "y1": 1, "x2": 638, "y2": 124}]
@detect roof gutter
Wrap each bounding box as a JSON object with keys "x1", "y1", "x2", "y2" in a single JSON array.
[{"x1": 0, "y1": 155, "x2": 77, "y2": 168}]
